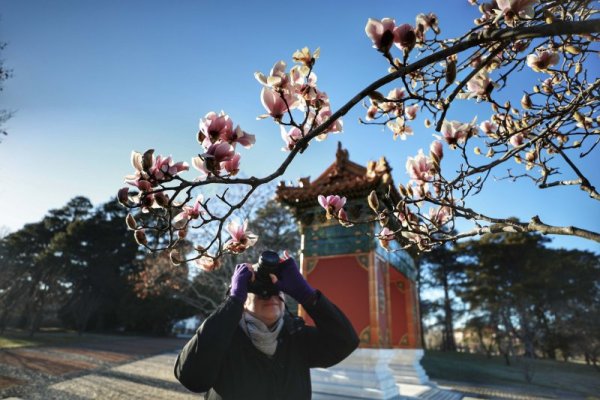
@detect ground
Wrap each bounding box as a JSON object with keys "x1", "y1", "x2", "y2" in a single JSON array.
[{"x1": 1, "y1": 330, "x2": 599, "y2": 399}]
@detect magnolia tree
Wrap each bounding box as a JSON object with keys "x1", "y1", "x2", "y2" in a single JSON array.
[{"x1": 118, "y1": 0, "x2": 600, "y2": 269}]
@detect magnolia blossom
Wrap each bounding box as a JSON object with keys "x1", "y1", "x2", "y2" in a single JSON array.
[
  {"x1": 365, "y1": 18, "x2": 396, "y2": 53},
  {"x1": 496, "y1": 0, "x2": 538, "y2": 26},
  {"x1": 466, "y1": 72, "x2": 494, "y2": 100},
  {"x1": 125, "y1": 151, "x2": 189, "y2": 189},
  {"x1": 192, "y1": 142, "x2": 235, "y2": 176},
  {"x1": 527, "y1": 50, "x2": 559, "y2": 72},
  {"x1": 255, "y1": 60, "x2": 289, "y2": 89},
  {"x1": 292, "y1": 47, "x2": 320, "y2": 75},
  {"x1": 509, "y1": 133, "x2": 524, "y2": 147},
  {"x1": 196, "y1": 256, "x2": 221, "y2": 272},
  {"x1": 378, "y1": 227, "x2": 396, "y2": 251},
  {"x1": 149, "y1": 155, "x2": 189, "y2": 182},
  {"x1": 480, "y1": 120, "x2": 499, "y2": 135},
  {"x1": 405, "y1": 104, "x2": 419, "y2": 120},
  {"x1": 393, "y1": 24, "x2": 416, "y2": 52},
  {"x1": 199, "y1": 111, "x2": 234, "y2": 145},
  {"x1": 173, "y1": 194, "x2": 205, "y2": 229},
  {"x1": 378, "y1": 87, "x2": 406, "y2": 114},
  {"x1": 315, "y1": 108, "x2": 343, "y2": 134},
  {"x1": 318, "y1": 194, "x2": 347, "y2": 219},
  {"x1": 222, "y1": 125, "x2": 256, "y2": 149},
  {"x1": 260, "y1": 87, "x2": 294, "y2": 120},
  {"x1": 337, "y1": 208, "x2": 353, "y2": 227},
  {"x1": 280, "y1": 126, "x2": 304, "y2": 151},
  {"x1": 221, "y1": 153, "x2": 241, "y2": 176},
  {"x1": 395, "y1": 206, "x2": 418, "y2": 228},
  {"x1": 428, "y1": 206, "x2": 452, "y2": 226},
  {"x1": 441, "y1": 119, "x2": 478, "y2": 148},
  {"x1": 430, "y1": 141, "x2": 443, "y2": 160},
  {"x1": 406, "y1": 149, "x2": 434, "y2": 184},
  {"x1": 387, "y1": 117, "x2": 414, "y2": 140},
  {"x1": 224, "y1": 219, "x2": 258, "y2": 254},
  {"x1": 415, "y1": 13, "x2": 440, "y2": 35}
]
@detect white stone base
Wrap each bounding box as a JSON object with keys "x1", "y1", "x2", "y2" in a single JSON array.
[{"x1": 311, "y1": 348, "x2": 432, "y2": 399}]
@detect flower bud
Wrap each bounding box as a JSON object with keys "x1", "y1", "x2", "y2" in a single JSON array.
[
  {"x1": 574, "y1": 112, "x2": 584, "y2": 123},
  {"x1": 398, "y1": 184, "x2": 408, "y2": 198},
  {"x1": 154, "y1": 192, "x2": 169, "y2": 207},
  {"x1": 424, "y1": 119, "x2": 432, "y2": 128},
  {"x1": 521, "y1": 93, "x2": 532, "y2": 110},
  {"x1": 368, "y1": 190, "x2": 379, "y2": 212},
  {"x1": 118, "y1": 187, "x2": 130, "y2": 206},
  {"x1": 368, "y1": 91, "x2": 386, "y2": 104},
  {"x1": 142, "y1": 149, "x2": 154, "y2": 171},
  {"x1": 170, "y1": 249, "x2": 183, "y2": 265},
  {"x1": 126, "y1": 214, "x2": 137, "y2": 230},
  {"x1": 178, "y1": 229, "x2": 188, "y2": 239},
  {"x1": 543, "y1": 10, "x2": 554, "y2": 24},
  {"x1": 474, "y1": 146, "x2": 481, "y2": 155},
  {"x1": 575, "y1": 62, "x2": 582, "y2": 74},
  {"x1": 525, "y1": 151, "x2": 536, "y2": 162},
  {"x1": 134, "y1": 230, "x2": 148, "y2": 246},
  {"x1": 445, "y1": 60, "x2": 456, "y2": 85},
  {"x1": 564, "y1": 45, "x2": 580, "y2": 55},
  {"x1": 486, "y1": 148, "x2": 495, "y2": 158}
]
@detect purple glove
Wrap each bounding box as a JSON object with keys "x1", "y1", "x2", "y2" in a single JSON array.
[
  {"x1": 274, "y1": 258, "x2": 316, "y2": 304},
  {"x1": 230, "y1": 263, "x2": 253, "y2": 303}
]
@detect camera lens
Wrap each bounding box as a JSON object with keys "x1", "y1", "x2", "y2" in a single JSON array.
[{"x1": 258, "y1": 251, "x2": 279, "y2": 269}]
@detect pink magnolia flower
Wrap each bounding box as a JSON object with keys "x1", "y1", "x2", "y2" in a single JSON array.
[
  {"x1": 405, "y1": 104, "x2": 419, "y2": 120},
  {"x1": 387, "y1": 117, "x2": 414, "y2": 140},
  {"x1": 192, "y1": 141, "x2": 235, "y2": 176},
  {"x1": 466, "y1": 73, "x2": 494, "y2": 100},
  {"x1": 198, "y1": 111, "x2": 234, "y2": 145},
  {"x1": 406, "y1": 149, "x2": 434, "y2": 184},
  {"x1": 365, "y1": 105, "x2": 378, "y2": 121},
  {"x1": 316, "y1": 108, "x2": 343, "y2": 134},
  {"x1": 149, "y1": 155, "x2": 189, "y2": 182},
  {"x1": 509, "y1": 133, "x2": 524, "y2": 147},
  {"x1": 526, "y1": 50, "x2": 559, "y2": 72},
  {"x1": 428, "y1": 206, "x2": 452, "y2": 226},
  {"x1": 480, "y1": 120, "x2": 499, "y2": 135},
  {"x1": 255, "y1": 60, "x2": 290, "y2": 89},
  {"x1": 430, "y1": 141, "x2": 443, "y2": 160},
  {"x1": 441, "y1": 119, "x2": 478, "y2": 148},
  {"x1": 196, "y1": 256, "x2": 221, "y2": 272},
  {"x1": 318, "y1": 195, "x2": 347, "y2": 219},
  {"x1": 378, "y1": 227, "x2": 396, "y2": 250},
  {"x1": 337, "y1": 208, "x2": 353, "y2": 227},
  {"x1": 222, "y1": 125, "x2": 256, "y2": 149},
  {"x1": 280, "y1": 126, "x2": 304, "y2": 152},
  {"x1": 221, "y1": 153, "x2": 241, "y2": 176},
  {"x1": 395, "y1": 206, "x2": 418, "y2": 228},
  {"x1": 365, "y1": 18, "x2": 396, "y2": 53},
  {"x1": 415, "y1": 13, "x2": 440, "y2": 35},
  {"x1": 173, "y1": 194, "x2": 205, "y2": 229},
  {"x1": 260, "y1": 87, "x2": 294, "y2": 120},
  {"x1": 496, "y1": 0, "x2": 538, "y2": 26},
  {"x1": 224, "y1": 219, "x2": 258, "y2": 254},
  {"x1": 393, "y1": 24, "x2": 417, "y2": 52}
]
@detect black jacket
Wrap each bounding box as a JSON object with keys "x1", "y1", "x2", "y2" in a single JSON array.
[{"x1": 174, "y1": 291, "x2": 359, "y2": 400}]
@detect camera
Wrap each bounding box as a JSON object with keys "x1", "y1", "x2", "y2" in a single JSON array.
[{"x1": 247, "y1": 250, "x2": 281, "y2": 298}]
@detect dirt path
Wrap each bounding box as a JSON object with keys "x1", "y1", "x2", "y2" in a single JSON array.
[{"x1": 0, "y1": 336, "x2": 192, "y2": 399}]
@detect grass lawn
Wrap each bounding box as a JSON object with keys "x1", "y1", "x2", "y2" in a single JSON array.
[{"x1": 422, "y1": 350, "x2": 600, "y2": 398}]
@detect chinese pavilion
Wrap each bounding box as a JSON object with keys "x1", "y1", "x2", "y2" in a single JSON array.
[{"x1": 276, "y1": 142, "x2": 421, "y2": 349}]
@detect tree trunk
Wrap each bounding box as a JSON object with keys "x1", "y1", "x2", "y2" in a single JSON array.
[{"x1": 441, "y1": 268, "x2": 456, "y2": 351}]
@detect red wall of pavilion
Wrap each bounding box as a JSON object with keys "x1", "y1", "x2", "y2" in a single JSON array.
[
  {"x1": 389, "y1": 267, "x2": 418, "y2": 348},
  {"x1": 303, "y1": 255, "x2": 370, "y2": 342}
]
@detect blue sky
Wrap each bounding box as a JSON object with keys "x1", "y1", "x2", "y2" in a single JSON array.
[{"x1": 1, "y1": 0, "x2": 598, "y2": 253}]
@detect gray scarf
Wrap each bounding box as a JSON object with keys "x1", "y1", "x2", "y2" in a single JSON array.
[{"x1": 239, "y1": 311, "x2": 284, "y2": 357}]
